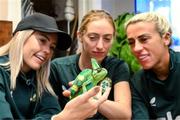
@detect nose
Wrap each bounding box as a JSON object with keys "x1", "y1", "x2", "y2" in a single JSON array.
[
  {"x1": 133, "y1": 40, "x2": 143, "y2": 52},
  {"x1": 43, "y1": 45, "x2": 51, "y2": 55},
  {"x1": 96, "y1": 39, "x2": 104, "y2": 49}
]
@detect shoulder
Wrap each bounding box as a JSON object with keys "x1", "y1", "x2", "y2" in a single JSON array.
[
  {"x1": 51, "y1": 54, "x2": 78, "y2": 66},
  {"x1": 0, "y1": 55, "x2": 9, "y2": 64},
  {"x1": 0, "y1": 56, "x2": 9, "y2": 73},
  {"x1": 130, "y1": 70, "x2": 146, "y2": 88},
  {"x1": 103, "y1": 56, "x2": 130, "y2": 75},
  {"x1": 132, "y1": 69, "x2": 144, "y2": 78},
  {"x1": 104, "y1": 56, "x2": 129, "y2": 68},
  {"x1": 0, "y1": 66, "x2": 10, "y2": 85},
  {"x1": 173, "y1": 50, "x2": 180, "y2": 62},
  {"x1": 50, "y1": 54, "x2": 79, "y2": 75},
  {"x1": 169, "y1": 49, "x2": 180, "y2": 71},
  {"x1": 0, "y1": 66, "x2": 7, "y2": 76},
  {"x1": 103, "y1": 56, "x2": 131, "y2": 82}
]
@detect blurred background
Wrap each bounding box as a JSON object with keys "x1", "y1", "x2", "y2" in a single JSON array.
[{"x1": 0, "y1": 0, "x2": 179, "y2": 74}]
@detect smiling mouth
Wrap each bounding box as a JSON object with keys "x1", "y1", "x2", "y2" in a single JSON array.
[
  {"x1": 35, "y1": 55, "x2": 46, "y2": 63},
  {"x1": 138, "y1": 54, "x2": 149, "y2": 62}
]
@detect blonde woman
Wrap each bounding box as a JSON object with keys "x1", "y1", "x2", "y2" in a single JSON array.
[
  {"x1": 0, "y1": 13, "x2": 110, "y2": 120},
  {"x1": 125, "y1": 12, "x2": 178, "y2": 119}
]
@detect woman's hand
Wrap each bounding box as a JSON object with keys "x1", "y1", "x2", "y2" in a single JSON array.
[
  {"x1": 62, "y1": 81, "x2": 73, "y2": 97},
  {"x1": 53, "y1": 86, "x2": 111, "y2": 120}
]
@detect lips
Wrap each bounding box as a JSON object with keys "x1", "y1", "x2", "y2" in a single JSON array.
[
  {"x1": 93, "y1": 51, "x2": 105, "y2": 56},
  {"x1": 139, "y1": 54, "x2": 147, "y2": 60},
  {"x1": 137, "y1": 53, "x2": 150, "y2": 64},
  {"x1": 35, "y1": 54, "x2": 46, "y2": 63}
]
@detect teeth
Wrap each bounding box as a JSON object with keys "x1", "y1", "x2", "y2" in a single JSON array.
[
  {"x1": 36, "y1": 55, "x2": 45, "y2": 61},
  {"x1": 139, "y1": 55, "x2": 147, "y2": 61}
]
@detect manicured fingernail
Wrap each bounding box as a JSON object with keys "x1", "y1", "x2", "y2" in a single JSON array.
[
  {"x1": 94, "y1": 86, "x2": 100, "y2": 93},
  {"x1": 62, "y1": 85, "x2": 67, "y2": 91}
]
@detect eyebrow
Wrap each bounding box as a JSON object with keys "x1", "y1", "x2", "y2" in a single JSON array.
[
  {"x1": 137, "y1": 34, "x2": 151, "y2": 39},
  {"x1": 87, "y1": 32, "x2": 113, "y2": 36},
  {"x1": 39, "y1": 32, "x2": 57, "y2": 45},
  {"x1": 128, "y1": 33, "x2": 150, "y2": 40},
  {"x1": 39, "y1": 33, "x2": 50, "y2": 41}
]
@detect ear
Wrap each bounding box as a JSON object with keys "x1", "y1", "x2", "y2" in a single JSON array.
[
  {"x1": 77, "y1": 31, "x2": 83, "y2": 43},
  {"x1": 163, "y1": 32, "x2": 171, "y2": 46}
]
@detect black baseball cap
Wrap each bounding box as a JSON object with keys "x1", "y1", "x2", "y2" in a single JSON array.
[{"x1": 14, "y1": 12, "x2": 72, "y2": 50}]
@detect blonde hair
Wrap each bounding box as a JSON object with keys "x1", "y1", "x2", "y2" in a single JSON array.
[
  {"x1": 77, "y1": 9, "x2": 115, "y2": 53},
  {"x1": 125, "y1": 12, "x2": 172, "y2": 46},
  {"x1": 0, "y1": 30, "x2": 55, "y2": 98}
]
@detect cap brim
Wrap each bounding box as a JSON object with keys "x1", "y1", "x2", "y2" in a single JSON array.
[
  {"x1": 33, "y1": 27, "x2": 72, "y2": 50},
  {"x1": 57, "y1": 32, "x2": 72, "y2": 50}
]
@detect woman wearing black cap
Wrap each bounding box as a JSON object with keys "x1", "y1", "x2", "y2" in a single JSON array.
[{"x1": 0, "y1": 13, "x2": 110, "y2": 119}]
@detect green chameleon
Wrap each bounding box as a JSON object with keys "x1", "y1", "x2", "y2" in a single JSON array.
[{"x1": 69, "y1": 58, "x2": 112, "y2": 99}]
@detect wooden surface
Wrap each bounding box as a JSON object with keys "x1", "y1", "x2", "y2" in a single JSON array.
[{"x1": 0, "y1": 20, "x2": 12, "y2": 47}]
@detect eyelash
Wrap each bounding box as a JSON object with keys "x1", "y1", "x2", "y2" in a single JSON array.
[
  {"x1": 88, "y1": 36, "x2": 112, "y2": 42},
  {"x1": 39, "y1": 38, "x2": 56, "y2": 51},
  {"x1": 39, "y1": 38, "x2": 47, "y2": 43},
  {"x1": 50, "y1": 46, "x2": 56, "y2": 51}
]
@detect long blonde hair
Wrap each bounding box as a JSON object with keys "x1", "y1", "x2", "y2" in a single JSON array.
[{"x1": 0, "y1": 30, "x2": 55, "y2": 98}]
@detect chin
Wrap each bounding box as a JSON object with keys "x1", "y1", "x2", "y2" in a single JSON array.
[
  {"x1": 31, "y1": 65, "x2": 41, "y2": 71},
  {"x1": 142, "y1": 64, "x2": 153, "y2": 70},
  {"x1": 94, "y1": 58, "x2": 104, "y2": 63}
]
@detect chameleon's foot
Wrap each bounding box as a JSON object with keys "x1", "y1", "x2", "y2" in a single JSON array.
[{"x1": 100, "y1": 77, "x2": 112, "y2": 94}]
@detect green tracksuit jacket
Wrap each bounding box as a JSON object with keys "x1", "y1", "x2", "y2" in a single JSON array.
[
  {"x1": 131, "y1": 49, "x2": 180, "y2": 119},
  {"x1": 0, "y1": 55, "x2": 60, "y2": 119}
]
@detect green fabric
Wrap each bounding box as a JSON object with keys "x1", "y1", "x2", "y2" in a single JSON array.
[
  {"x1": 50, "y1": 54, "x2": 130, "y2": 119},
  {"x1": 0, "y1": 56, "x2": 60, "y2": 119},
  {"x1": 130, "y1": 49, "x2": 180, "y2": 119}
]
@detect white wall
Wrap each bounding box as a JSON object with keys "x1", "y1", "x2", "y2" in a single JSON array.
[
  {"x1": 0, "y1": 0, "x2": 134, "y2": 31},
  {"x1": 78, "y1": 0, "x2": 102, "y2": 26},
  {"x1": 78, "y1": 0, "x2": 134, "y2": 23},
  {"x1": 0, "y1": 0, "x2": 21, "y2": 31},
  {"x1": 102, "y1": 0, "x2": 134, "y2": 19},
  {"x1": 0, "y1": 0, "x2": 8, "y2": 20}
]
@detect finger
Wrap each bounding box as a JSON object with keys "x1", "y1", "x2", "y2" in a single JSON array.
[
  {"x1": 93, "y1": 86, "x2": 109, "y2": 100},
  {"x1": 80, "y1": 86, "x2": 100, "y2": 101},
  {"x1": 96, "y1": 87, "x2": 111, "y2": 104},
  {"x1": 97, "y1": 86, "x2": 103, "y2": 96},
  {"x1": 62, "y1": 90, "x2": 71, "y2": 97},
  {"x1": 92, "y1": 86, "x2": 102, "y2": 100},
  {"x1": 102, "y1": 87, "x2": 111, "y2": 98},
  {"x1": 68, "y1": 81, "x2": 74, "y2": 86}
]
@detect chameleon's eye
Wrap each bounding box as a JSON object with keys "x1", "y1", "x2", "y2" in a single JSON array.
[{"x1": 96, "y1": 68, "x2": 102, "y2": 72}]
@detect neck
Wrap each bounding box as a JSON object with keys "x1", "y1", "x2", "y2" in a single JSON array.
[
  {"x1": 78, "y1": 54, "x2": 91, "y2": 70},
  {"x1": 21, "y1": 65, "x2": 31, "y2": 73},
  {"x1": 155, "y1": 68, "x2": 169, "y2": 80},
  {"x1": 153, "y1": 51, "x2": 170, "y2": 80}
]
